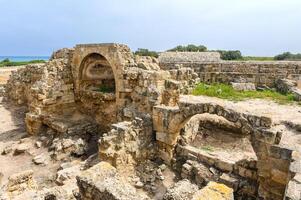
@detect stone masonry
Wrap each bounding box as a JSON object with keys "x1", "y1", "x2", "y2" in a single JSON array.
[{"x1": 2, "y1": 43, "x2": 301, "y2": 200}]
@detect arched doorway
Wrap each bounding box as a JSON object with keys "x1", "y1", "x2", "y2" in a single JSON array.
[
  {"x1": 77, "y1": 53, "x2": 117, "y2": 130},
  {"x1": 79, "y1": 53, "x2": 115, "y2": 94}
]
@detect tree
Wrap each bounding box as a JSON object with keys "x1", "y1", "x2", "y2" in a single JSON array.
[
  {"x1": 219, "y1": 50, "x2": 242, "y2": 60},
  {"x1": 168, "y1": 44, "x2": 207, "y2": 52},
  {"x1": 1, "y1": 58, "x2": 10, "y2": 63},
  {"x1": 134, "y1": 48, "x2": 159, "y2": 58},
  {"x1": 274, "y1": 52, "x2": 301, "y2": 60}
]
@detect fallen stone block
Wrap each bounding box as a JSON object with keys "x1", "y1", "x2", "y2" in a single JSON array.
[
  {"x1": 163, "y1": 179, "x2": 199, "y2": 200},
  {"x1": 192, "y1": 181, "x2": 234, "y2": 200},
  {"x1": 76, "y1": 162, "x2": 150, "y2": 200},
  {"x1": 231, "y1": 82, "x2": 256, "y2": 91}
]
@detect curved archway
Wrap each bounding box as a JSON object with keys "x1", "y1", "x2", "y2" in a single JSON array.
[
  {"x1": 177, "y1": 113, "x2": 257, "y2": 167},
  {"x1": 174, "y1": 113, "x2": 258, "y2": 198},
  {"x1": 79, "y1": 53, "x2": 116, "y2": 94},
  {"x1": 77, "y1": 53, "x2": 118, "y2": 130}
]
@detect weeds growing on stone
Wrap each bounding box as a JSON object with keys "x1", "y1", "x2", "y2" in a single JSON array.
[
  {"x1": 96, "y1": 85, "x2": 115, "y2": 93},
  {"x1": 200, "y1": 145, "x2": 214, "y2": 152},
  {"x1": 192, "y1": 83, "x2": 296, "y2": 104}
]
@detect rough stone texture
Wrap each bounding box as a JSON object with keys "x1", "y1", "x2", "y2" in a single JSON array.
[
  {"x1": 163, "y1": 179, "x2": 199, "y2": 200},
  {"x1": 159, "y1": 61, "x2": 301, "y2": 88},
  {"x1": 231, "y1": 82, "x2": 256, "y2": 91},
  {"x1": 5, "y1": 59, "x2": 75, "y2": 135},
  {"x1": 50, "y1": 48, "x2": 74, "y2": 61},
  {"x1": 5, "y1": 170, "x2": 37, "y2": 197},
  {"x1": 192, "y1": 181, "x2": 234, "y2": 200},
  {"x1": 276, "y1": 78, "x2": 301, "y2": 101},
  {"x1": 76, "y1": 162, "x2": 150, "y2": 200},
  {"x1": 159, "y1": 52, "x2": 221, "y2": 64},
  {"x1": 3, "y1": 44, "x2": 301, "y2": 200},
  {"x1": 99, "y1": 117, "x2": 155, "y2": 170},
  {"x1": 153, "y1": 95, "x2": 300, "y2": 199}
]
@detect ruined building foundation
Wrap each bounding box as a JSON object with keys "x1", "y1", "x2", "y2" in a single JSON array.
[{"x1": 0, "y1": 43, "x2": 300, "y2": 200}]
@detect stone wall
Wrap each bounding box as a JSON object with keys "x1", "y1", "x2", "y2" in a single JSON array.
[
  {"x1": 5, "y1": 59, "x2": 75, "y2": 134},
  {"x1": 152, "y1": 96, "x2": 295, "y2": 200},
  {"x1": 160, "y1": 61, "x2": 301, "y2": 87},
  {"x1": 71, "y1": 44, "x2": 170, "y2": 130},
  {"x1": 159, "y1": 52, "x2": 221, "y2": 63},
  {"x1": 4, "y1": 44, "x2": 301, "y2": 199},
  {"x1": 99, "y1": 117, "x2": 155, "y2": 171}
]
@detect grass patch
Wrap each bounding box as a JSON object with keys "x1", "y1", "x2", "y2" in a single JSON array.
[
  {"x1": 95, "y1": 85, "x2": 115, "y2": 93},
  {"x1": 192, "y1": 83, "x2": 296, "y2": 104},
  {"x1": 200, "y1": 145, "x2": 214, "y2": 152},
  {"x1": 0, "y1": 59, "x2": 46, "y2": 67},
  {"x1": 240, "y1": 56, "x2": 275, "y2": 61}
]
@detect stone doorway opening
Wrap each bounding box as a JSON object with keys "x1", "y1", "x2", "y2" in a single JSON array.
[
  {"x1": 78, "y1": 53, "x2": 117, "y2": 130},
  {"x1": 79, "y1": 53, "x2": 116, "y2": 94}
]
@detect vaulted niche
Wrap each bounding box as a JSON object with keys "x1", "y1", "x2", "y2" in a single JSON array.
[
  {"x1": 78, "y1": 53, "x2": 117, "y2": 131},
  {"x1": 79, "y1": 53, "x2": 115, "y2": 94},
  {"x1": 179, "y1": 113, "x2": 257, "y2": 165}
]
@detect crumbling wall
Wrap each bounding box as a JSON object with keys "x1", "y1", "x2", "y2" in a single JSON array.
[
  {"x1": 99, "y1": 117, "x2": 155, "y2": 171},
  {"x1": 153, "y1": 96, "x2": 295, "y2": 200},
  {"x1": 159, "y1": 52, "x2": 221, "y2": 64},
  {"x1": 160, "y1": 61, "x2": 301, "y2": 87},
  {"x1": 6, "y1": 57, "x2": 75, "y2": 134}
]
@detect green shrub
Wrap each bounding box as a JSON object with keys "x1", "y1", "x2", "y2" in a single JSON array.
[
  {"x1": 1, "y1": 58, "x2": 10, "y2": 63},
  {"x1": 168, "y1": 44, "x2": 207, "y2": 52},
  {"x1": 0, "y1": 60, "x2": 46, "y2": 67},
  {"x1": 134, "y1": 48, "x2": 159, "y2": 58},
  {"x1": 218, "y1": 50, "x2": 243, "y2": 60},
  {"x1": 274, "y1": 52, "x2": 301, "y2": 61}
]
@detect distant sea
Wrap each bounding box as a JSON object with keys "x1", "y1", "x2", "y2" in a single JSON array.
[{"x1": 0, "y1": 56, "x2": 49, "y2": 62}]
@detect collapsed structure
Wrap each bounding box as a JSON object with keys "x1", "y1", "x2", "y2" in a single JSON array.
[{"x1": 0, "y1": 43, "x2": 301, "y2": 200}]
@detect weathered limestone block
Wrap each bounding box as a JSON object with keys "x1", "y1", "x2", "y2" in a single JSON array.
[
  {"x1": 99, "y1": 118, "x2": 155, "y2": 169},
  {"x1": 6, "y1": 170, "x2": 37, "y2": 196},
  {"x1": 219, "y1": 173, "x2": 239, "y2": 192},
  {"x1": 159, "y1": 52, "x2": 221, "y2": 67},
  {"x1": 50, "y1": 48, "x2": 74, "y2": 60},
  {"x1": 192, "y1": 182, "x2": 234, "y2": 200},
  {"x1": 163, "y1": 179, "x2": 199, "y2": 200},
  {"x1": 285, "y1": 174, "x2": 301, "y2": 200},
  {"x1": 135, "y1": 55, "x2": 160, "y2": 70},
  {"x1": 161, "y1": 79, "x2": 181, "y2": 106},
  {"x1": 276, "y1": 78, "x2": 297, "y2": 94},
  {"x1": 76, "y1": 162, "x2": 149, "y2": 200},
  {"x1": 231, "y1": 82, "x2": 256, "y2": 91}
]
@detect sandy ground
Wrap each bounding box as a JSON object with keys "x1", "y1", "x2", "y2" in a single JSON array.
[
  {"x1": 0, "y1": 66, "x2": 25, "y2": 84},
  {"x1": 191, "y1": 128, "x2": 257, "y2": 163},
  {"x1": 0, "y1": 101, "x2": 62, "y2": 189}
]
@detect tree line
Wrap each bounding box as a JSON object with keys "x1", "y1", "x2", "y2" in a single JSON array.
[{"x1": 134, "y1": 44, "x2": 301, "y2": 61}]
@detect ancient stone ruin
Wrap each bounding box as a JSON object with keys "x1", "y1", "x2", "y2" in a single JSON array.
[{"x1": 0, "y1": 43, "x2": 300, "y2": 200}]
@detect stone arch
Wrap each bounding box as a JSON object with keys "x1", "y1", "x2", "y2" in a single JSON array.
[
  {"x1": 176, "y1": 112, "x2": 258, "y2": 165},
  {"x1": 153, "y1": 99, "x2": 289, "y2": 199},
  {"x1": 178, "y1": 113, "x2": 248, "y2": 145},
  {"x1": 71, "y1": 44, "x2": 133, "y2": 129},
  {"x1": 78, "y1": 53, "x2": 116, "y2": 94}
]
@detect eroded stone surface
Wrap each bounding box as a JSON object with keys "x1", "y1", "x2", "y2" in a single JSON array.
[{"x1": 1, "y1": 43, "x2": 301, "y2": 200}]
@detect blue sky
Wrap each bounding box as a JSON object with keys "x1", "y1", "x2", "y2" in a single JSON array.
[{"x1": 0, "y1": 0, "x2": 300, "y2": 56}]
